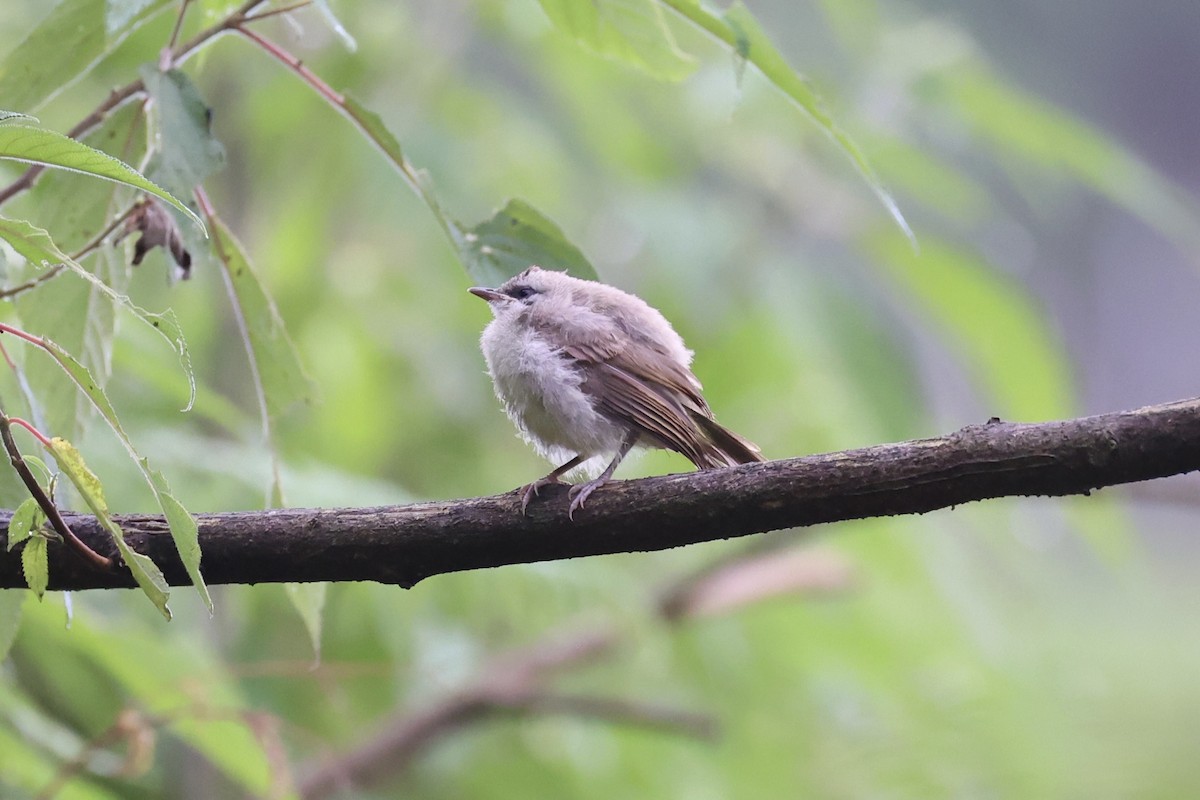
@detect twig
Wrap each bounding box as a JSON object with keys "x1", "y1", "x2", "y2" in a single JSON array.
[
  {"x1": 0, "y1": 0, "x2": 270, "y2": 208},
  {"x1": 0, "y1": 396, "x2": 1195, "y2": 592},
  {"x1": 500, "y1": 692, "x2": 718, "y2": 740},
  {"x1": 243, "y1": 0, "x2": 316, "y2": 24},
  {"x1": 232, "y1": 24, "x2": 345, "y2": 106},
  {"x1": 165, "y1": 0, "x2": 193, "y2": 53},
  {"x1": 295, "y1": 627, "x2": 712, "y2": 800},
  {"x1": 0, "y1": 405, "x2": 111, "y2": 571}
]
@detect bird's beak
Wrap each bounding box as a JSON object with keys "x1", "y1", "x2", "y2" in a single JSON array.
[{"x1": 469, "y1": 287, "x2": 508, "y2": 303}]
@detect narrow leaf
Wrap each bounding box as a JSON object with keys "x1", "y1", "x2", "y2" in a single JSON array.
[
  {"x1": 21, "y1": 536, "x2": 48, "y2": 599},
  {"x1": 661, "y1": 0, "x2": 914, "y2": 244},
  {"x1": 106, "y1": 0, "x2": 167, "y2": 35},
  {"x1": 0, "y1": 0, "x2": 106, "y2": 113},
  {"x1": 0, "y1": 124, "x2": 203, "y2": 232},
  {"x1": 147, "y1": 466, "x2": 208, "y2": 610},
  {"x1": 48, "y1": 437, "x2": 171, "y2": 619},
  {"x1": 7, "y1": 498, "x2": 45, "y2": 552},
  {"x1": 0, "y1": 112, "x2": 37, "y2": 125},
  {"x1": 341, "y1": 96, "x2": 449, "y2": 227},
  {"x1": 31, "y1": 338, "x2": 204, "y2": 611},
  {"x1": 938, "y1": 68, "x2": 1200, "y2": 258},
  {"x1": 284, "y1": 583, "x2": 327, "y2": 661},
  {"x1": 209, "y1": 219, "x2": 316, "y2": 420},
  {"x1": 0, "y1": 216, "x2": 197, "y2": 410},
  {"x1": 538, "y1": 0, "x2": 696, "y2": 80},
  {"x1": 0, "y1": 215, "x2": 67, "y2": 268},
  {"x1": 453, "y1": 199, "x2": 599, "y2": 286},
  {"x1": 140, "y1": 66, "x2": 227, "y2": 204},
  {"x1": 337, "y1": 97, "x2": 598, "y2": 289}
]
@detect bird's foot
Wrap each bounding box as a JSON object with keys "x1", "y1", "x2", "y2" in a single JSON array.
[
  {"x1": 520, "y1": 475, "x2": 567, "y2": 515},
  {"x1": 566, "y1": 477, "x2": 608, "y2": 520}
]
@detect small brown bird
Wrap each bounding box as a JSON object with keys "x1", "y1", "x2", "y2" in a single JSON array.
[{"x1": 470, "y1": 266, "x2": 764, "y2": 518}]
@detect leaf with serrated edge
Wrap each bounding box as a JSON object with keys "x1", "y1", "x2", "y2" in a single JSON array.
[
  {"x1": 659, "y1": 0, "x2": 913, "y2": 244},
  {"x1": 455, "y1": 199, "x2": 598, "y2": 286},
  {"x1": 8, "y1": 498, "x2": 45, "y2": 552},
  {"x1": 140, "y1": 66, "x2": 226, "y2": 205},
  {"x1": 43, "y1": 340, "x2": 205, "y2": 609},
  {"x1": 0, "y1": 125, "x2": 204, "y2": 233},
  {"x1": 210, "y1": 219, "x2": 315, "y2": 420},
  {"x1": 0, "y1": 111, "x2": 37, "y2": 125},
  {"x1": 538, "y1": 0, "x2": 695, "y2": 80},
  {"x1": 0, "y1": 217, "x2": 199, "y2": 411},
  {"x1": 21, "y1": 536, "x2": 48, "y2": 599},
  {"x1": 284, "y1": 583, "x2": 327, "y2": 661},
  {"x1": 48, "y1": 437, "x2": 171, "y2": 618}
]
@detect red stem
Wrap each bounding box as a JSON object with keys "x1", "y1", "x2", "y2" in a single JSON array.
[
  {"x1": 8, "y1": 417, "x2": 52, "y2": 449},
  {"x1": 233, "y1": 24, "x2": 345, "y2": 106}
]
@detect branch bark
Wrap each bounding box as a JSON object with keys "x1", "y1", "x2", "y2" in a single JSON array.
[{"x1": 2, "y1": 398, "x2": 1197, "y2": 591}]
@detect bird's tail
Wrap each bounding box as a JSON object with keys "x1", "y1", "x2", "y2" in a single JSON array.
[{"x1": 692, "y1": 414, "x2": 766, "y2": 468}]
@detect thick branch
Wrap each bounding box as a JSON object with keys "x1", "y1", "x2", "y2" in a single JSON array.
[{"x1": 1, "y1": 398, "x2": 1197, "y2": 591}]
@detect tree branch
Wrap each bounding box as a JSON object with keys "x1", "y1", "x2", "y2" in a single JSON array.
[{"x1": 0, "y1": 398, "x2": 1197, "y2": 591}]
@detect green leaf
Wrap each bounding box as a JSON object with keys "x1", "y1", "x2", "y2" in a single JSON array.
[
  {"x1": 146, "y1": 467, "x2": 207, "y2": 610},
  {"x1": 0, "y1": 124, "x2": 204, "y2": 232},
  {"x1": 0, "y1": 215, "x2": 67, "y2": 268},
  {"x1": 27, "y1": 336, "x2": 204, "y2": 611},
  {"x1": 209, "y1": 218, "x2": 315, "y2": 504},
  {"x1": 0, "y1": 111, "x2": 37, "y2": 125},
  {"x1": 0, "y1": 590, "x2": 23, "y2": 661},
  {"x1": 453, "y1": 199, "x2": 599, "y2": 286},
  {"x1": 7, "y1": 498, "x2": 45, "y2": 552},
  {"x1": 20, "y1": 535, "x2": 48, "y2": 599},
  {"x1": 867, "y1": 231, "x2": 1074, "y2": 421},
  {"x1": 140, "y1": 66, "x2": 227, "y2": 204},
  {"x1": 338, "y1": 98, "x2": 599, "y2": 289},
  {"x1": 935, "y1": 68, "x2": 1200, "y2": 258},
  {"x1": 0, "y1": 0, "x2": 167, "y2": 112},
  {"x1": 0, "y1": 216, "x2": 197, "y2": 411},
  {"x1": 538, "y1": 0, "x2": 696, "y2": 80},
  {"x1": 341, "y1": 95, "x2": 450, "y2": 230},
  {"x1": 106, "y1": 0, "x2": 168, "y2": 35},
  {"x1": 0, "y1": 0, "x2": 106, "y2": 113},
  {"x1": 210, "y1": 219, "x2": 316, "y2": 421},
  {"x1": 660, "y1": 0, "x2": 913, "y2": 244},
  {"x1": 284, "y1": 583, "x2": 327, "y2": 661},
  {"x1": 47, "y1": 437, "x2": 171, "y2": 619}
]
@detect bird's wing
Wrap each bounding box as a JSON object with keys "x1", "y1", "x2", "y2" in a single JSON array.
[{"x1": 536, "y1": 315, "x2": 720, "y2": 465}]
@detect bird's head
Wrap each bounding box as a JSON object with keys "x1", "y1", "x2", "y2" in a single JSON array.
[{"x1": 469, "y1": 266, "x2": 572, "y2": 319}]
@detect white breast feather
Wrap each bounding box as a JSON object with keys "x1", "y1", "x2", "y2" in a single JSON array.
[{"x1": 480, "y1": 316, "x2": 626, "y2": 469}]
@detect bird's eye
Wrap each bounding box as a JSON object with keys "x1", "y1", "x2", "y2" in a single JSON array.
[{"x1": 507, "y1": 285, "x2": 536, "y2": 301}]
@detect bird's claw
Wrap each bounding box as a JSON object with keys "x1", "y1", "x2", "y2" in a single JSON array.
[
  {"x1": 520, "y1": 475, "x2": 565, "y2": 515},
  {"x1": 566, "y1": 479, "x2": 603, "y2": 520}
]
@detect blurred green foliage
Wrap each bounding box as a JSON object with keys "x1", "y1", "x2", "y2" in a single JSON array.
[{"x1": 0, "y1": 0, "x2": 1197, "y2": 797}]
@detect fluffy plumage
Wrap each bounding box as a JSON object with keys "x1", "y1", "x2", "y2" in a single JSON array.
[{"x1": 471, "y1": 266, "x2": 764, "y2": 517}]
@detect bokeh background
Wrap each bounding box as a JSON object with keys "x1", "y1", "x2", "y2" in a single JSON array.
[{"x1": 1, "y1": 0, "x2": 1198, "y2": 797}]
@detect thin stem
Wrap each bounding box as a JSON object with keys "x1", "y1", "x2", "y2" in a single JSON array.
[
  {"x1": 195, "y1": 187, "x2": 284, "y2": 504},
  {"x1": 243, "y1": 0, "x2": 315, "y2": 23},
  {"x1": 165, "y1": 0, "x2": 193, "y2": 52},
  {"x1": 71, "y1": 203, "x2": 142, "y2": 262},
  {"x1": 0, "y1": 408, "x2": 112, "y2": 571},
  {"x1": 233, "y1": 24, "x2": 345, "y2": 106},
  {"x1": 0, "y1": 266, "x2": 65, "y2": 301},
  {"x1": 0, "y1": 321, "x2": 48, "y2": 350},
  {"x1": 0, "y1": 0, "x2": 269, "y2": 208},
  {"x1": 8, "y1": 417, "x2": 51, "y2": 449}
]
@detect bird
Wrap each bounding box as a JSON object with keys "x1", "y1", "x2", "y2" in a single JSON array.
[{"x1": 469, "y1": 266, "x2": 764, "y2": 518}]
